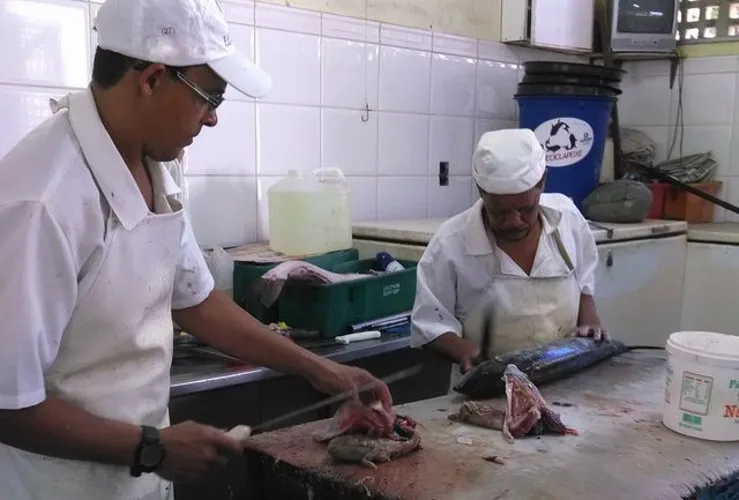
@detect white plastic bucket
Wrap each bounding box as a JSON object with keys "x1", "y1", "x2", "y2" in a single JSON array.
[{"x1": 663, "y1": 331, "x2": 739, "y2": 441}]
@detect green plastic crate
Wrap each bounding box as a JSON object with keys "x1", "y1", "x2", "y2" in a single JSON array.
[
  {"x1": 232, "y1": 248, "x2": 358, "y2": 323},
  {"x1": 276, "y1": 258, "x2": 418, "y2": 337}
]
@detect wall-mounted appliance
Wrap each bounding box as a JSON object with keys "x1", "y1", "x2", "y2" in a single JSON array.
[{"x1": 610, "y1": 0, "x2": 679, "y2": 52}]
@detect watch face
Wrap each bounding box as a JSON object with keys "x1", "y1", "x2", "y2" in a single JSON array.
[{"x1": 140, "y1": 445, "x2": 163, "y2": 467}]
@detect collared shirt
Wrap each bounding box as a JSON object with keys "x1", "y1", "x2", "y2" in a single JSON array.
[
  {"x1": 410, "y1": 193, "x2": 598, "y2": 348},
  {"x1": 0, "y1": 88, "x2": 214, "y2": 410}
]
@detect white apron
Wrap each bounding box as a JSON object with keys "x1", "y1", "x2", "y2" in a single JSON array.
[
  {"x1": 450, "y1": 221, "x2": 581, "y2": 389},
  {"x1": 0, "y1": 94, "x2": 178, "y2": 500}
]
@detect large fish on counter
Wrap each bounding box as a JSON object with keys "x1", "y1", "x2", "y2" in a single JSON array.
[{"x1": 454, "y1": 337, "x2": 628, "y2": 399}]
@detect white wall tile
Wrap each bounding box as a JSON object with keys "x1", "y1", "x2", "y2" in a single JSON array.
[
  {"x1": 322, "y1": 109, "x2": 378, "y2": 176},
  {"x1": 0, "y1": 0, "x2": 89, "y2": 88},
  {"x1": 322, "y1": 13, "x2": 380, "y2": 43},
  {"x1": 377, "y1": 177, "x2": 428, "y2": 219},
  {"x1": 477, "y1": 40, "x2": 518, "y2": 63},
  {"x1": 346, "y1": 176, "x2": 378, "y2": 221},
  {"x1": 322, "y1": 39, "x2": 379, "y2": 109},
  {"x1": 224, "y1": 24, "x2": 255, "y2": 102},
  {"x1": 429, "y1": 116, "x2": 474, "y2": 176},
  {"x1": 187, "y1": 101, "x2": 256, "y2": 175},
  {"x1": 187, "y1": 176, "x2": 258, "y2": 247},
  {"x1": 0, "y1": 85, "x2": 57, "y2": 160},
  {"x1": 474, "y1": 118, "x2": 518, "y2": 148},
  {"x1": 255, "y1": 2, "x2": 320, "y2": 34},
  {"x1": 672, "y1": 73, "x2": 737, "y2": 126},
  {"x1": 475, "y1": 60, "x2": 518, "y2": 120},
  {"x1": 619, "y1": 75, "x2": 672, "y2": 127},
  {"x1": 257, "y1": 28, "x2": 320, "y2": 105},
  {"x1": 428, "y1": 176, "x2": 472, "y2": 218},
  {"x1": 667, "y1": 126, "x2": 732, "y2": 177},
  {"x1": 682, "y1": 56, "x2": 739, "y2": 75},
  {"x1": 379, "y1": 46, "x2": 431, "y2": 113},
  {"x1": 380, "y1": 24, "x2": 433, "y2": 51},
  {"x1": 378, "y1": 113, "x2": 429, "y2": 176},
  {"x1": 257, "y1": 103, "x2": 320, "y2": 176},
  {"x1": 222, "y1": 1, "x2": 255, "y2": 25},
  {"x1": 729, "y1": 127, "x2": 739, "y2": 177},
  {"x1": 432, "y1": 33, "x2": 477, "y2": 58},
  {"x1": 430, "y1": 54, "x2": 476, "y2": 116}
]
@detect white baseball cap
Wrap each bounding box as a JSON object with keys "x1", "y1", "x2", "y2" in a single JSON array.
[
  {"x1": 94, "y1": 0, "x2": 271, "y2": 98},
  {"x1": 472, "y1": 128, "x2": 546, "y2": 195}
]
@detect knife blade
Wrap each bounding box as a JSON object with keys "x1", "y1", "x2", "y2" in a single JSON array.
[{"x1": 248, "y1": 364, "x2": 423, "y2": 434}]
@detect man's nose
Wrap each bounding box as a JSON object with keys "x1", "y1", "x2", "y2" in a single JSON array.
[{"x1": 202, "y1": 109, "x2": 218, "y2": 128}]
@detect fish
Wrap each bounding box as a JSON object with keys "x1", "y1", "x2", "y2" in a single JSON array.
[
  {"x1": 448, "y1": 401, "x2": 506, "y2": 430},
  {"x1": 448, "y1": 367, "x2": 576, "y2": 443},
  {"x1": 453, "y1": 337, "x2": 628, "y2": 399},
  {"x1": 257, "y1": 261, "x2": 369, "y2": 307},
  {"x1": 326, "y1": 417, "x2": 421, "y2": 469},
  {"x1": 502, "y1": 364, "x2": 578, "y2": 443},
  {"x1": 313, "y1": 400, "x2": 397, "y2": 443}
]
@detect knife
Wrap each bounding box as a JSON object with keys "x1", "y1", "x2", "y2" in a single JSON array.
[{"x1": 226, "y1": 364, "x2": 424, "y2": 439}]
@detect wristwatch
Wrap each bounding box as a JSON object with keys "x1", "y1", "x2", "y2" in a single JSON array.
[{"x1": 130, "y1": 425, "x2": 166, "y2": 477}]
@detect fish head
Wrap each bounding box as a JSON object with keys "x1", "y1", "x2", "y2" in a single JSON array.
[{"x1": 503, "y1": 364, "x2": 543, "y2": 438}]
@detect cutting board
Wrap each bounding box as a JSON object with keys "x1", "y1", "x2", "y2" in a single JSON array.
[{"x1": 244, "y1": 351, "x2": 739, "y2": 500}]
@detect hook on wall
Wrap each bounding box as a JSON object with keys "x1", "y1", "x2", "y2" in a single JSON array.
[{"x1": 361, "y1": 103, "x2": 370, "y2": 122}]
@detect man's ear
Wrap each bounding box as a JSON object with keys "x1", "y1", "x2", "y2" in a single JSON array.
[
  {"x1": 537, "y1": 169, "x2": 547, "y2": 189},
  {"x1": 137, "y1": 63, "x2": 167, "y2": 96}
]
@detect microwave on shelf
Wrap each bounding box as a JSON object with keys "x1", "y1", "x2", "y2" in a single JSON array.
[{"x1": 610, "y1": 0, "x2": 679, "y2": 52}]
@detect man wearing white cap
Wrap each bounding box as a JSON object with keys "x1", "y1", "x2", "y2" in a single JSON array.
[
  {"x1": 0, "y1": 0, "x2": 391, "y2": 498},
  {"x1": 410, "y1": 129, "x2": 607, "y2": 375}
]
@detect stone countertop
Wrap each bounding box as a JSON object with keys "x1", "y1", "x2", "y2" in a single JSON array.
[
  {"x1": 687, "y1": 222, "x2": 739, "y2": 244},
  {"x1": 244, "y1": 350, "x2": 739, "y2": 500},
  {"x1": 352, "y1": 218, "x2": 688, "y2": 245}
]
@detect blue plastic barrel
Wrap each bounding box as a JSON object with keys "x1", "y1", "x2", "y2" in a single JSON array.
[{"x1": 514, "y1": 61, "x2": 623, "y2": 208}]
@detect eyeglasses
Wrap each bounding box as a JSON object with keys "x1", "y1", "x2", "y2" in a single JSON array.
[
  {"x1": 130, "y1": 60, "x2": 225, "y2": 112},
  {"x1": 170, "y1": 69, "x2": 224, "y2": 112},
  {"x1": 485, "y1": 203, "x2": 538, "y2": 223}
]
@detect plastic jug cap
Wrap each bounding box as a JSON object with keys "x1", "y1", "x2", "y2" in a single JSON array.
[{"x1": 313, "y1": 167, "x2": 346, "y2": 185}]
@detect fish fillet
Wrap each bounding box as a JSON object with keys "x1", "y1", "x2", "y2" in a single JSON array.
[{"x1": 258, "y1": 261, "x2": 369, "y2": 307}]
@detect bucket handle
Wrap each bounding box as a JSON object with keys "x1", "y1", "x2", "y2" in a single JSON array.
[{"x1": 312, "y1": 167, "x2": 346, "y2": 184}]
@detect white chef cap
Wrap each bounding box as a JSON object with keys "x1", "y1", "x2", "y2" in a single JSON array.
[{"x1": 472, "y1": 128, "x2": 546, "y2": 195}]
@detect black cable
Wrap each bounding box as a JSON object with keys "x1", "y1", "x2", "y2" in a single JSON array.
[{"x1": 626, "y1": 345, "x2": 665, "y2": 351}]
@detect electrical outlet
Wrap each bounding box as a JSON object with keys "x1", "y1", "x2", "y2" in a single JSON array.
[{"x1": 439, "y1": 161, "x2": 449, "y2": 186}]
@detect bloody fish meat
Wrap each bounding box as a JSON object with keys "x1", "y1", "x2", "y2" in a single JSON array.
[
  {"x1": 314, "y1": 400, "x2": 421, "y2": 468},
  {"x1": 453, "y1": 337, "x2": 628, "y2": 399},
  {"x1": 502, "y1": 363, "x2": 578, "y2": 442}
]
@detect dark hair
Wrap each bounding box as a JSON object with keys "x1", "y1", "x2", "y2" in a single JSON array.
[{"x1": 91, "y1": 47, "x2": 152, "y2": 89}]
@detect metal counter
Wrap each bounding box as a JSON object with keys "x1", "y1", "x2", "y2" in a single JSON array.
[{"x1": 170, "y1": 335, "x2": 411, "y2": 397}]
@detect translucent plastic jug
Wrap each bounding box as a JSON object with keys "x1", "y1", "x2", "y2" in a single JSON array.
[{"x1": 268, "y1": 167, "x2": 352, "y2": 256}]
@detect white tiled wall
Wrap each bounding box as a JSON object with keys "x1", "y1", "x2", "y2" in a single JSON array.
[
  {"x1": 0, "y1": 0, "x2": 583, "y2": 248},
  {"x1": 619, "y1": 57, "x2": 739, "y2": 223}
]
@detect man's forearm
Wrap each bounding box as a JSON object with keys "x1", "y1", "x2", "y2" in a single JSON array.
[
  {"x1": 0, "y1": 396, "x2": 140, "y2": 465},
  {"x1": 173, "y1": 291, "x2": 328, "y2": 379},
  {"x1": 425, "y1": 332, "x2": 470, "y2": 363},
  {"x1": 578, "y1": 293, "x2": 601, "y2": 326}
]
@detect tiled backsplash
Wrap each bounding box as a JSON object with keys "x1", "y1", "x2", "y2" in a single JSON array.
[
  {"x1": 0, "y1": 0, "x2": 585, "y2": 248},
  {"x1": 619, "y1": 57, "x2": 739, "y2": 223}
]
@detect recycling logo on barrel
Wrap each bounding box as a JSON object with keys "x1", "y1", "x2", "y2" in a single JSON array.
[{"x1": 533, "y1": 117, "x2": 594, "y2": 167}]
